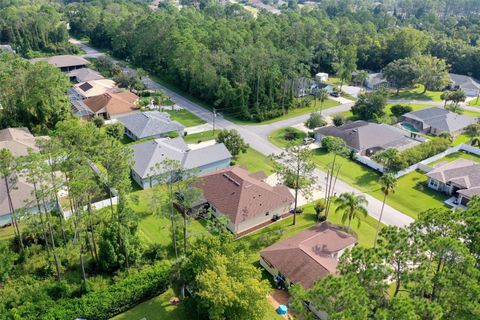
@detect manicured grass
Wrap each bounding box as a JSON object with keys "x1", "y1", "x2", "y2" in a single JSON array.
[
  {"x1": 312, "y1": 149, "x2": 448, "y2": 219},
  {"x1": 111, "y1": 288, "x2": 195, "y2": 320},
  {"x1": 164, "y1": 109, "x2": 206, "y2": 127},
  {"x1": 236, "y1": 148, "x2": 276, "y2": 175},
  {"x1": 430, "y1": 150, "x2": 480, "y2": 165},
  {"x1": 183, "y1": 130, "x2": 218, "y2": 143},
  {"x1": 452, "y1": 134, "x2": 471, "y2": 146},
  {"x1": 468, "y1": 98, "x2": 480, "y2": 107},
  {"x1": 0, "y1": 226, "x2": 14, "y2": 242},
  {"x1": 268, "y1": 127, "x2": 307, "y2": 148},
  {"x1": 390, "y1": 84, "x2": 443, "y2": 102}
]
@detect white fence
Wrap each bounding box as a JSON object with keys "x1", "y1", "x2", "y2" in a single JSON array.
[
  {"x1": 353, "y1": 143, "x2": 480, "y2": 178},
  {"x1": 60, "y1": 196, "x2": 118, "y2": 219},
  {"x1": 394, "y1": 143, "x2": 480, "y2": 178}
]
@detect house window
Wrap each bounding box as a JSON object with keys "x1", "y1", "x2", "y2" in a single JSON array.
[{"x1": 429, "y1": 179, "x2": 439, "y2": 188}]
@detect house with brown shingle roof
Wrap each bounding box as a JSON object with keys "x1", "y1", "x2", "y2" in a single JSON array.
[
  {"x1": 260, "y1": 221, "x2": 357, "y2": 289},
  {"x1": 427, "y1": 158, "x2": 480, "y2": 206},
  {"x1": 71, "y1": 91, "x2": 140, "y2": 120},
  {"x1": 195, "y1": 166, "x2": 294, "y2": 235}
]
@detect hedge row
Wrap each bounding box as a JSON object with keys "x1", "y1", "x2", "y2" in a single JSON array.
[{"x1": 44, "y1": 262, "x2": 171, "y2": 320}]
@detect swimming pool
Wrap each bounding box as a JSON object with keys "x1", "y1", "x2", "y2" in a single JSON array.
[{"x1": 401, "y1": 122, "x2": 419, "y2": 133}]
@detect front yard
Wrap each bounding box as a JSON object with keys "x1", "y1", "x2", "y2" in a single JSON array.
[
  {"x1": 164, "y1": 109, "x2": 206, "y2": 127},
  {"x1": 390, "y1": 84, "x2": 443, "y2": 101},
  {"x1": 269, "y1": 127, "x2": 307, "y2": 148},
  {"x1": 312, "y1": 149, "x2": 448, "y2": 219}
]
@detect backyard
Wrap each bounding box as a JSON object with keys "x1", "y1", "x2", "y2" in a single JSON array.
[
  {"x1": 312, "y1": 149, "x2": 448, "y2": 219},
  {"x1": 389, "y1": 84, "x2": 443, "y2": 101}
]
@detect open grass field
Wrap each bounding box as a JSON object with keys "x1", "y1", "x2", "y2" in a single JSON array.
[
  {"x1": 268, "y1": 127, "x2": 307, "y2": 148},
  {"x1": 164, "y1": 109, "x2": 206, "y2": 127},
  {"x1": 312, "y1": 149, "x2": 448, "y2": 219},
  {"x1": 183, "y1": 130, "x2": 218, "y2": 143}
]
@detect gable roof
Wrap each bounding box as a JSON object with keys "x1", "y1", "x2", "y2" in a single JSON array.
[
  {"x1": 195, "y1": 166, "x2": 294, "y2": 225},
  {"x1": 261, "y1": 222, "x2": 357, "y2": 288},
  {"x1": 31, "y1": 55, "x2": 89, "y2": 68},
  {"x1": 73, "y1": 79, "x2": 117, "y2": 98},
  {"x1": 131, "y1": 137, "x2": 232, "y2": 179},
  {"x1": 67, "y1": 68, "x2": 104, "y2": 82},
  {"x1": 0, "y1": 128, "x2": 44, "y2": 157},
  {"x1": 82, "y1": 91, "x2": 139, "y2": 117},
  {"x1": 118, "y1": 111, "x2": 184, "y2": 139},
  {"x1": 402, "y1": 107, "x2": 475, "y2": 133},
  {"x1": 316, "y1": 121, "x2": 419, "y2": 152},
  {"x1": 366, "y1": 72, "x2": 387, "y2": 86}
]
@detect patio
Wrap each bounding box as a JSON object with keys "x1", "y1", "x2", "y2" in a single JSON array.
[{"x1": 444, "y1": 196, "x2": 467, "y2": 210}]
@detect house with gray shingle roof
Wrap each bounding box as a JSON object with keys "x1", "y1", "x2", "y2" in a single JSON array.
[
  {"x1": 118, "y1": 111, "x2": 184, "y2": 141},
  {"x1": 427, "y1": 158, "x2": 480, "y2": 207},
  {"x1": 30, "y1": 55, "x2": 89, "y2": 72},
  {"x1": 400, "y1": 107, "x2": 476, "y2": 136},
  {"x1": 67, "y1": 68, "x2": 104, "y2": 83},
  {"x1": 315, "y1": 120, "x2": 420, "y2": 156},
  {"x1": 130, "y1": 137, "x2": 232, "y2": 189}
]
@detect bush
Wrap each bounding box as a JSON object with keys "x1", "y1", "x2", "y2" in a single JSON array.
[
  {"x1": 44, "y1": 262, "x2": 171, "y2": 320},
  {"x1": 333, "y1": 114, "x2": 344, "y2": 126},
  {"x1": 390, "y1": 104, "x2": 413, "y2": 117},
  {"x1": 92, "y1": 117, "x2": 104, "y2": 128},
  {"x1": 305, "y1": 112, "x2": 326, "y2": 129},
  {"x1": 400, "y1": 138, "x2": 450, "y2": 167},
  {"x1": 104, "y1": 123, "x2": 125, "y2": 140},
  {"x1": 284, "y1": 127, "x2": 300, "y2": 140}
]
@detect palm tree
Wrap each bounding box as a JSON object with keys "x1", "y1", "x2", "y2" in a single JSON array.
[
  {"x1": 334, "y1": 192, "x2": 369, "y2": 229},
  {"x1": 374, "y1": 173, "x2": 397, "y2": 248},
  {"x1": 440, "y1": 91, "x2": 451, "y2": 108},
  {"x1": 316, "y1": 88, "x2": 329, "y2": 115},
  {"x1": 471, "y1": 136, "x2": 480, "y2": 147}
]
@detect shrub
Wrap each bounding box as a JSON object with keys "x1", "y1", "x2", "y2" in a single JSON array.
[
  {"x1": 305, "y1": 112, "x2": 326, "y2": 129},
  {"x1": 390, "y1": 104, "x2": 412, "y2": 117},
  {"x1": 333, "y1": 114, "x2": 344, "y2": 126},
  {"x1": 92, "y1": 116, "x2": 104, "y2": 128},
  {"x1": 44, "y1": 262, "x2": 171, "y2": 320},
  {"x1": 104, "y1": 123, "x2": 125, "y2": 140},
  {"x1": 284, "y1": 127, "x2": 300, "y2": 140}
]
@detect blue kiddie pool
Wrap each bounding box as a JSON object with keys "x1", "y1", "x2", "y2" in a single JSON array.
[{"x1": 277, "y1": 304, "x2": 288, "y2": 315}]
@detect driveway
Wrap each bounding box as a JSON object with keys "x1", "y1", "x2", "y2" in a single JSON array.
[{"x1": 70, "y1": 39, "x2": 414, "y2": 228}]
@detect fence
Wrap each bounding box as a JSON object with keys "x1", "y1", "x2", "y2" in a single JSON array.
[
  {"x1": 60, "y1": 196, "x2": 118, "y2": 219},
  {"x1": 353, "y1": 143, "x2": 480, "y2": 178}
]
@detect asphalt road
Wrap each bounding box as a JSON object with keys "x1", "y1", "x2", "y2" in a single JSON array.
[{"x1": 70, "y1": 38, "x2": 415, "y2": 227}]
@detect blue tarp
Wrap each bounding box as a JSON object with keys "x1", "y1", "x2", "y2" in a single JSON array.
[{"x1": 277, "y1": 304, "x2": 288, "y2": 315}]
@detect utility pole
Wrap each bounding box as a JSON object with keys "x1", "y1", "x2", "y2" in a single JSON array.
[{"x1": 213, "y1": 108, "x2": 216, "y2": 135}]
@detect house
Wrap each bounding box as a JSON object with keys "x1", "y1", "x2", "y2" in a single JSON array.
[
  {"x1": 130, "y1": 137, "x2": 232, "y2": 189},
  {"x1": 427, "y1": 158, "x2": 480, "y2": 207},
  {"x1": 30, "y1": 55, "x2": 90, "y2": 72},
  {"x1": 400, "y1": 107, "x2": 476, "y2": 136},
  {"x1": 449, "y1": 73, "x2": 480, "y2": 97},
  {"x1": 315, "y1": 121, "x2": 420, "y2": 156},
  {"x1": 0, "y1": 127, "x2": 44, "y2": 157},
  {"x1": 260, "y1": 221, "x2": 357, "y2": 289},
  {"x1": 0, "y1": 128, "x2": 48, "y2": 227},
  {"x1": 194, "y1": 166, "x2": 294, "y2": 235},
  {"x1": 67, "y1": 68, "x2": 104, "y2": 83},
  {"x1": 70, "y1": 79, "x2": 117, "y2": 100},
  {"x1": 118, "y1": 111, "x2": 184, "y2": 141},
  {"x1": 294, "y1": 78, "x2": 334, "y2": 97},
  {"x1": 315, "y1": 72, "x2": 329, "y2": 82},
  {"x1": 71, "y1": 91, "x2": 139, "y2": 120},
  {"x1": 365, "y1": 73, "x2": 388, "y2": 90}
]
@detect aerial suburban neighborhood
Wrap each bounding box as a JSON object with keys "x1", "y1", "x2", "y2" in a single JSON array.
[{"x1": 0, "y1": 1, "x2": 479, "y2": 320}]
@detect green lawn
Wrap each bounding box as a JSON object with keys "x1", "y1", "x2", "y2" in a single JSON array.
[
  {"x1": 312, "y1": 149, "x2": 448, "y2": 219},
  {"x1": 430, "y1": 150, "x2": 480, "y2": 165},
  {"x1": 0, "y1": 226, "x2": 14, "y2": 242},
  {"x1": 164, "y1": 109, "x2": 206, "y2": 127},
  {"x1": 183, "y1": 130, "x2": 218, "y2": 143},
  {"x1": 390, "y1": 84, "x2": 443, "y2": 102},
  {"x1": 268, "y1": 127, "x2": 307, "y2": 148},
  {"x1": 467, "y1": 98, "x2": 480, "y2": 107},
  {"x1": 452, "y1": 134, "x2": 471, "y2": 146},
  {"x1": 236, "y1": 148, "x2": 276, "y2": 175},
  {"x1": 111, "y1": 288, "x2": 195, "y2": 320}
]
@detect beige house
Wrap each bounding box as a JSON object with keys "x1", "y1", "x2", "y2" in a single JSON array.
[
  {"x1": 70, "y1": 79, "x2": 117, "y2": 99},
  {"x1": 195, "y1": 166, "x2": 294, "y2": 235}
]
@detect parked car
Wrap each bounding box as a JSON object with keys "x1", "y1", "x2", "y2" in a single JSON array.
[
  {"x1": 330, "y1": 91, "x2": 340, "y2": 97},
  {"x1": 303, "y1": 137, "x2": 315, "y2": 145}
]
